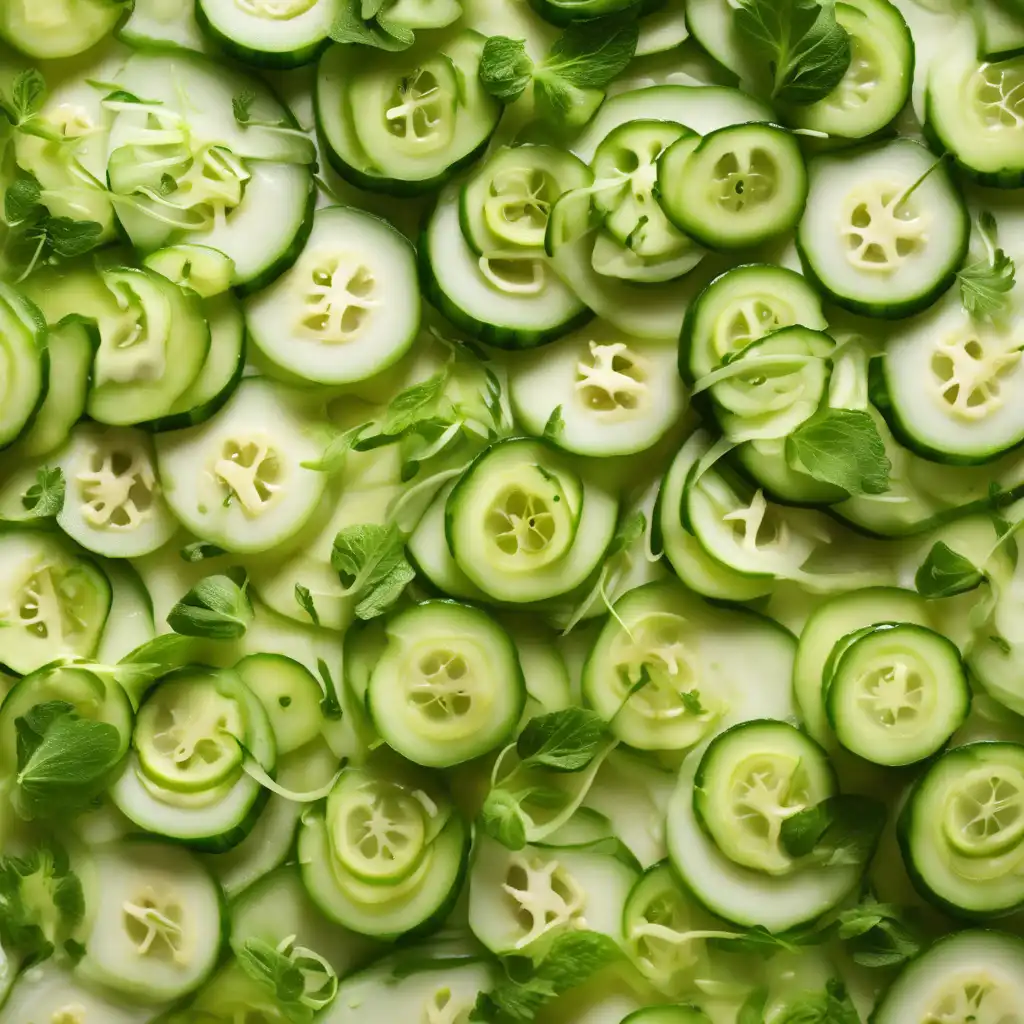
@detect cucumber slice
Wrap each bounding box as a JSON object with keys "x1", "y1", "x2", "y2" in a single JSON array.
[
  {"x1": 685, "y1": 0, "x2": 745, "y2": 75},
  {"x1": 16, "y1": 319, "x2": 93, "y2": 459},
  {"x1": 196, "y1": 0, "x2": 335, "y2": 68},
  {"x1": 0, "y1": 0, "x2": 121, "y2": 58},
  {"x1": 794, "y1": 0, "x2": 913, "y2": 138},
  {"x1": 155, "y1": 378, "x2": 329, "y2": 554},
  {"x1": 299, "y1": 805, "x2": 468, "y2": 939},
  {"x1": 793, "y1": 586, "x2": 932, "y2": 747},
  {"x1": 316, "y1": 32, "x2": 501, "y2": 195},
  {"x1": 0, "y1": 531, "x2": 111, "y2": 674},
  {"x1": 666, "y1": 750, "x2": 861, "y2": 930},
  {"x1": 142, "y1": 294, "x2": 246, "y2": 432},
  {"x1": 144, "y1": 244, "x2": 235, "y2": 298},
  {"x1": 56, "y1": 424, "x2": 178, "y2": 559},
  {"x1": 529, "y1": 0, "x2": 642, "y2": 25},
  {"x1": 327, "y1": 952, "x2": 496, "y2": 1024},
  {"x1": 0, "y1": 284, "x2": 47, "y2": 451},
  {"x1": 468, "y1": 835, "x2": 639, "y2": 954},
  {"x1": 798, "y1": 139, "x2": 968, "y2": 318},
  {"x1": 975, "y1": 0, "x2": 1024, "y2": 60},
  {"x1": 582, "y1": 580, "x2": 796, "y2": 750},
  {"x1": 873, "y1": 930, "x2": 1024, "y2": 1024},
  {"x1": 826, "y1": 623, "x2": 970, "y2": 765},
  {"x1": 117, "y1": 0, "x2": 206, "y2": 52},
  {"x1": 460, "y1": 145, "x2": 591, "y2": 256},
  {"x1": 680, "y1": 264, "x2": 827, "y2": 384},
  {"x1": 898, "y1": 742, "x2": 1024, "y2": 916},
  {"x1": 637, "y1": 0, "x2": 689, "y2": 56},
  {"x1": 234, "y1": 653, "x2": 324, "y2": 756},
  {"x1": 367, "y1": 601, "x2": 525, "y2": 767},
  {"x1": 76, "y1": 841, "x2": 224, "y2": 1003},
  {"x1": 423, "y1": 182, "x2": 591, "y2": 349},
  {"x1": 96, "y1": 560, "x2": 156, "y2": 671},
  {"x1": 508, "y1": 321, "x2": 688, "y2": 458},
  {"x1": 659, "y1": 123, "x2": 808, "y2": 250},
  {"x1": 445, "y1": 438, "x2": 619, "y2": 603},
  {"x1": 0, "y1": 963, "x2": 151, "y2": 1024},
  {"x1": 693, "y1": 721, "x2": 837, "y2": 875},
  {"x1": 246, "y1": 206, "x2": 420, "y2": 384}
]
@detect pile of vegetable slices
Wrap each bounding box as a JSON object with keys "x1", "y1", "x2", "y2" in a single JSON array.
[{"x1": 3, "y1": 0, "x2": 1024, "y2": 1022}]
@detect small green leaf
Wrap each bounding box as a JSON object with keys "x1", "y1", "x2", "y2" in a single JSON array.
[
  {"x1": 4, "y1": 174, "x2": 41, "y2": 225},
  {"x1": 480, "y1": 789, "x2": 528, "y2": 850},
  {"x1": 516, "y1": 708, "x2": 608, "y2": 772},
  {"x1": 836, "y1": 894, "x2": 922, "y2": 969},
  {"x1": 42, "y1": 217, "x2": 103, "y2": 258},
  {"x1": 780, "y1": 794, "x2": 885, "y2": 867},
  {"x1": 331, "y1": 523, "x2": 414, "y2": 621},
  {"x1": 317, "y1": 658, "x2": 342, "y2": 721},
  {"x1": 479, "y1": 36, "x2": 535, "y2": 102},
  {"x1": 20, "y1": 467, "x2": 64, "y2": 518},
  {"x1": 295, "y1": 584, "x2": 320, "y2": 626},
  {"x1": 329, "y1": 0, "x2": 416, "y2": 50},
  {"x1": 541, "y1": 20, "x2": 639, "y2": 89},
  {"x1": 9, "y1": 69, "x2": 47, "y2": 123},
  {"x1": 915, "y1": 541, "x2": 984, "y2": 599},
  {"x1": 606, "y1": 510, "x2": 646, "y2": 559},
  {"x1": 786, "y1": 409, "x2": 891, "y2": 496},
  {"x1": 300, "y1": 422, "x2": 370, "y2": 473},
  {"x1": 959, "y1": 211, "x2": 1016, "y2": 321},
  {"x1": 232, "y1": 89, "x2": 256, "y2": 125},
  {"x1": 680, "y1": 690, "x2": 705, "y2": 716},
  {"x1": 543, "y1": 405, "x2": 565, "y2": 440},
  {"x1": 167, "y1": 572, "x2": 253, "y2": 640},
  {"x1": 157, "y1": 173, "x2": 179, "y2": 196}
]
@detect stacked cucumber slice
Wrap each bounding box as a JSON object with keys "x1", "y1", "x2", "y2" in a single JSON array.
[{"x1": 3, "y1": 0, "x2": 1024, "y2": 1022}]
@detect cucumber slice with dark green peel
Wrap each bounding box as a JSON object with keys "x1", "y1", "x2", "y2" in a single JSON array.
[
  {"x1": 824, "y1": 622, "x2": 970, "y2": 766},
  {"x1": 0, "y1": 0, "x2": 122, "y2": 58},
  {"x1": 898, "y1": 742, "x2": 1024, "y2": 917}
]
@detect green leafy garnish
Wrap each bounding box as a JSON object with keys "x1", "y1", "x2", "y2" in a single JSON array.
[
  {"x1": 300, "y1": 422, "x2": 371, "y2": 474},
  {"x1": 167, "y1": 571, "x2": 253, "y2": 640},
  {"x1": 0, "y1": 840, "x2": 84, "y2": 964},
  {"x1": 237, "y1": 936, "x2": 339, "y2": 1021},
  {"x1": 958, "y1": 211, "x2": 1016, "y2": 321},
  {"x1": 480, "y1": 19, "x2": 637, "y2": 127},
  {"x1": 837, "y1": 893, "x2": 922, "y2": 968},
  {"x1": 4, "y1": 174, "x2": 41, "y2": 225},
  {"x1": 232, "y1": 89, "x2": 257, "y2": 124},
  {"x1": 516, "y1": 707, "x2": 608, "y2": 772},
  {"x1": 179, "y1": 541, "x2": 227, "y2": 563},
  {"x1": 915, "y1": 541, "x2": 985, "y2": 599},
  {"x1": 14, "y1": 702, "x2": 123, "y2": 819},
  {"x1": 331, "y1": 523, "x2": 415, "y2": 620},
  {"x1": 786, "y1": 409, "x2": 891, "y2": 496},
  {"x1": 295, "y1": 583, "x2": 320, "y2": 626},
  {"x1": 480, "y1": 788, "x2": 528, "y2": 850},
  {"x1": 329, "y1": 0, "x2": 416, "y2": 51},
  {"x1": 316, "y1": 657, "x2": 343, "y2": 721},
  {"x1": 470, "y1": 931, "x2": 623, "y2": 1023},
  {"x1": 20, "y1": 466, "x2": 64, "y2": 518},
  {"x1": 733, "y1": 0, "x2": 851, "y2": 104},
  {"x1": 0, "y1": 69, "x2": 67, "y2": 142},
  {"x1": 708, "y1": 922, "x2": 826, "y2": 958},
  {"x1": 354, "y1": 370, "x2": 451, "y2": 450},
  {"x1": 779, "y1": 794, "x2": 886, "y2": 867},
  {"x1": 542, "y1": 405, "x2": 565, "y2": 440},
  {"x1": 774, "y1": 979, "x2": 860, "y2": 1024}
]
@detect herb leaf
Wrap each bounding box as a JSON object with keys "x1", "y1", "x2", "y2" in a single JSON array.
[
  {"x1": 353, "y1": 370, "x2": 451, "y2": 449},
  {"x1": 837, "y1": 893, "x2": 922, "y2": 968},
  {"x1": 479, "y1": 36, "x2": 535, "y2": 102},
  {"x1": 4, "y1": 173, "x2": 42, "y2": 225},
  {"x1": 470, "y1": 931, "x2": 623, "y2": 1023},
  {"x1": 780, "y1": 794, "x2": 886, "y2": 867},
  {"x1": 295, "y1": 584, "x2": 320, "y2": 626},
  {"x1": 331, "y1": 523, "x2": 415, "y2": 620},
  {"x1": 542, "y1": 19, "x2": 638, "y2": 89},
  {"x1": 480, "y1": 788, "x2": 528, "y2": 850},
  {"x1": 959, "y1": 211, "x2": 1016, "y2": 321},
  {"x1": 915, "y1": 541, "x2": 984, "y2": 599},
  {"x1": 20, "y1": 466, "x2": 64, "y2": 518},
  {"x1": 516, "y1": 708, "x2": 608, "y2": 772},
  {"x1": 775, "y1": 979, "x2": 860, "y2": 1024},
  {"x1": 232, "y1": 90, "x2": 256, "y2": 125},
  {"x1": 543, "y1": 405, "x2": 565, "y2": 441},
  {"x1": 167, "y1": 572, "x2": 253, "y2": 640},
  {"x1": 237, "y1": 938, "x2": 307, "y2": 1008},
  {"x1": 179, "y1": 541, "x2": 227, "y2": 563},
  {"x1": 787, "y1": 409, "x2": 891, "y2": 496},
  {"x1": 330, "y1": 0, "x2": 415, "y2": 50},
  {"x1": 734, "y1": 0, "x2": 851, "y2": 104}
]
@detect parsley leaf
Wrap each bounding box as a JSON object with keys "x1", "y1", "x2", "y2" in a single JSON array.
[
  {"x1": 480, "y1": 36, "x2": 535, "y2": 102},
  {"x1": 20, "y1": 466, "x2": 64, "y2": 518},
  {"x1": 734, "y1": 0, "x2": 851, "y2": 104},
  {"x1": 14, "y1": 703, "x2": 123, "y2": 819},
  {"x1": 470, "y1": 931, "x2": 622, "y2": 1023},
  {"x1": 780, "y1": 794, "x2": 886, "y2": 867},
  {"x1": 353, "y1": 370, "x2": 451, "y2": 450},
  {"x1": 915, "y1": 541, "x2": 985, "y2": 599},
  {"x1": 0, "y1": 840, "x2": 84, "y2": 965},
  {"x1": 958, "y1": 211, "x2": 1016, "y2": 321},
  {"x1": 4, "y1": 173, "x2": 42, "y2": 225},
  {"x1": 167, "y1": 571, "x2": 253, "y2": 640},
  {"x1": 837, "y1": 893, "x2": 922, "y2": 968},
  {"x1": 786, "y1": 409, "x2": 891, "y2": 496},
  {"x1": 543, "y1": 405, "x2": 565, "y2": 440},
  {"x1": 330, "y1": 0, "x2": 416, "y2": 50},
  {"x1": 331, "y1": 523, "x2": 415, "y2": 620},
  {"x1": 516, "y1": 708, "x2": 608, "y2": 772},
  {"x1": 295, "y1": 583, "x2": 320, "y2": 626}
]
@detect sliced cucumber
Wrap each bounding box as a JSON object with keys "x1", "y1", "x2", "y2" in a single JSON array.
[
  {"x1": 0, "y1": 0, "x2": 121, "y2": 58},
  {"x1": 367, "y1": 601, "x2": 525, "y2": 767},
  {"x1": 445, "y1": 437, "x2": 619, "y2": 603},
  {"x1": 56, "y1": 424, "x2": 178, "y2": 559},
  {"x1": 666, "y1": 750, "x2": 861, "y2": 931},
  {"x1": 582, "y1": 580, "x2": 796, "y2": 750},
  {"x1": 898, "y1": 742, "x2": 1024, "y2": 916},
  {"x1": 246, "y1": 206, "x2": 420, "y2": 384},
  {"x1": 144, "y1": 244, "x2": 235, "y2": 298},
  {"x1": 234, "y1": 652, "x2": 325, "y2": 756},
  {"x1": 0, "y1": 284, "x2": 47, "y2": 451},
  {"x1": 423, "y1": 181, "x2": 590, "y2": 349},
  {"x1": 117, "y1": 0, "x2": 207, "y2": 52},
  {"x1": 508, "y1": 321, "x2": 688, "y2": 458},
  {"x1": 0, "y1": 531, "x2": 111, "y2": 674},
  {"x1": 76, "y1": 841, "x2": 224, "y2": 1003},
  {"x1": 693, "y1": 721, "x2": 837, "y2": 875},
  {"x1": 0, "y1": 963, "x2": 151, "y2": 1024},
  {"x1": 96, "y1": 560, "x2": 156, "y2": 670},
  {"x1": 798, "y1": 139, "x2": 968, "y2": 318},
  {"x1": 155, "y1": 378, "x2": 329, "y2": 554},
  {"x1": 196, "y1": 0, "x2": 336, "y2": 68}
]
